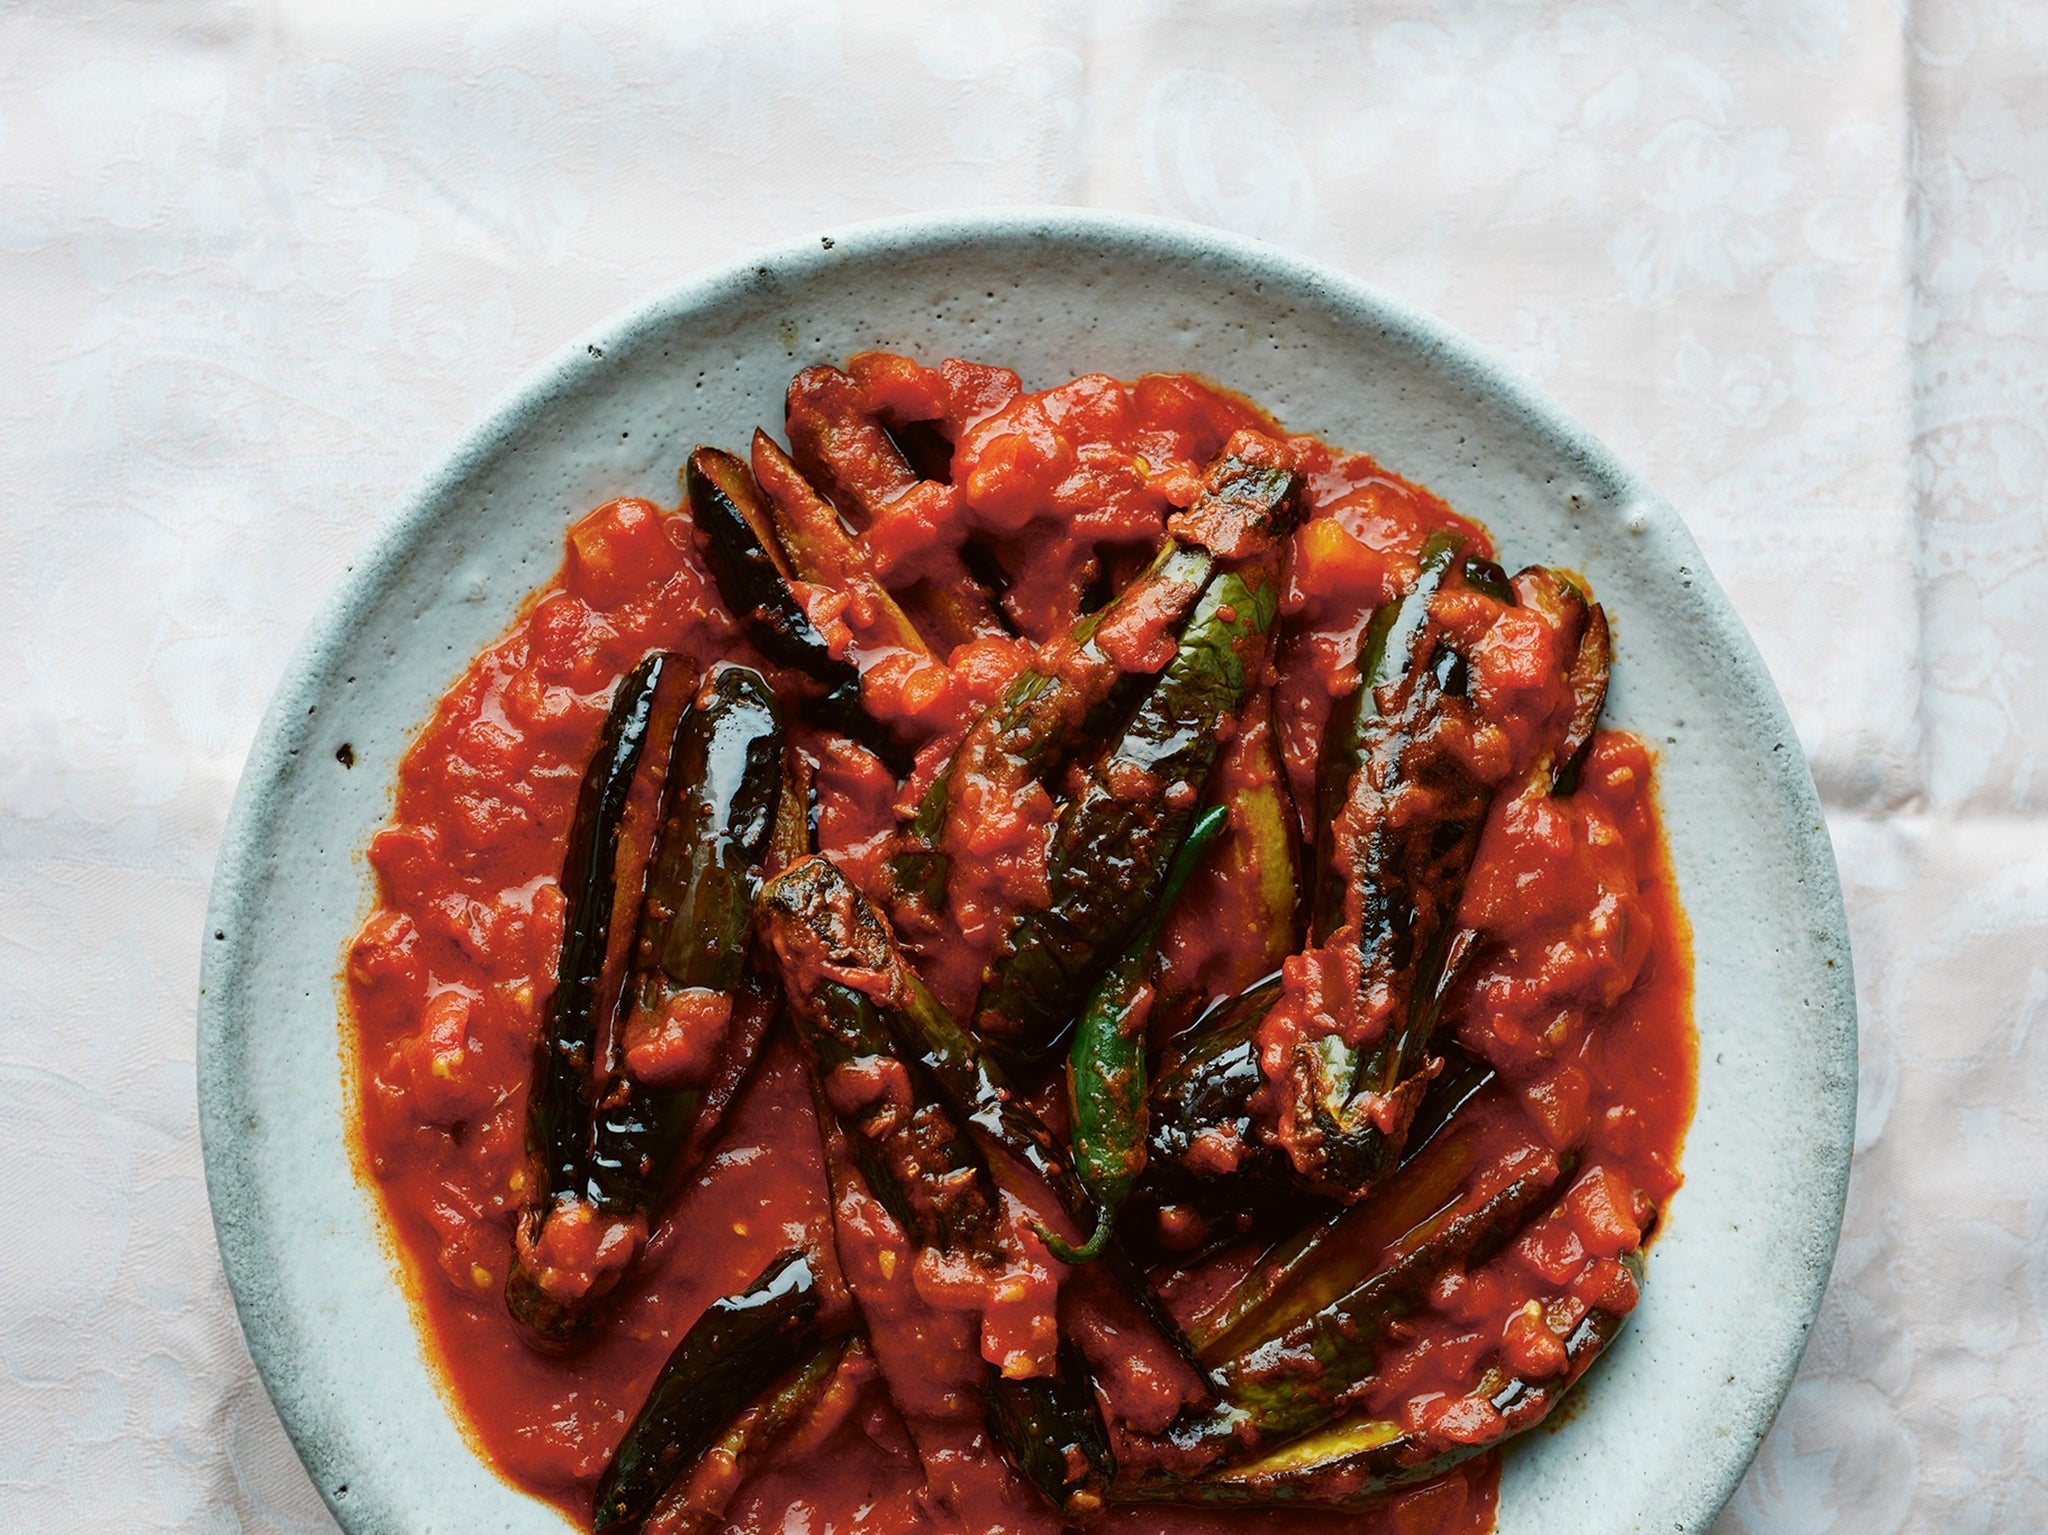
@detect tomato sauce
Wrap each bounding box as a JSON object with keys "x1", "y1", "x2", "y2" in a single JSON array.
[{"x1": 345, "y1": 354, "x2": 1693, "y2": 1534}]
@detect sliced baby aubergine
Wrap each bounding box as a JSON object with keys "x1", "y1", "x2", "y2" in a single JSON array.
[
  {"x1": 684, "y1": 446, "x2": 905, "y2": 772},
  {"x1": 892, "y1": 435, "x2": 1296, "y2": 927},
  {"x1": 889, "y1": 534, "x2": 1214, "y2": 920},
  {"x1": 756, "y1": 856, "x2": 1005, "y2": 1262},
  {"x1": 765, "y1": 849, "x2": 1094, "y2": 1225},
  {"x1": 685, "y1": 447, "x2": 853, "y2": 694},
  {"x1": 1288, "y1": 531, "x2": 1498, "y2": 1197},
  {"x1": 754, "y1": 853, "x2": 1211, "y2": 1385},
  {"x1": 1112, "y1": 1251, "x2": 1645, "y2": 1510},
  {"x1": 1145, "y1": 973, "x2": 1286, "y2": 1189},
  {"x1": 1210, "y1": 1155, "x2": 1573, "y2": 1441},
  {"x1": 783, "y1": 364, "x2": 1005, "y2": 650},
  {"x1": 1309, "y1": 530, "x2": 1466, "y2": 943},
  {"x1": 974, "y1": 540, "x2": 1298, "y2": 1062},
  {"x1": 592, "y1": 1250, "x2": 825, "y2": 1532},
  {"x1": 783, "y1": 364, "x2": 923, "y2": 524},
  {"x1": 1180, "y1": 1044, "x2": 1500, "y2": 1361},
  {"x1": 589, "y1": 664, "x2": 786, "y2": 1216},
  {"x1": 636, "y1": 1334, "x2": 858, "y2": 1535},
  {"x1": 507, "y1": 652, "x2": 689, "y2": 1345},
  {"x1": 1048, "y1": 803, "x2": 1229, "y2": 1264},
  {"x1": 886, "y1": 942, "x2": 1096, "y2": 1228},
  {"x1": 1162, "y1": 432, "x2": 1307, "y2": 561},
  {"x1": 1205, "y1": 690, "x2": 1305, "y2": 992},
  {"x1": 986, "y1": 1340, "x2": 1117, "y2": 1522},
  {"x1": 1550, "y1": 594, "x2": 1611, "y2": 795},
  {"x1": 749, "y1": 428, "x2": 931, "y2": 659},
  {"x1": 761, "y1": 869, "x2": 1126, "y2": 1525}
]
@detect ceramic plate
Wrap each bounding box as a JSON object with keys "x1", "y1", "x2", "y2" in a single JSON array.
[{"x1": 198, "y1": 208, "x2": 1855, "y2": 1534}]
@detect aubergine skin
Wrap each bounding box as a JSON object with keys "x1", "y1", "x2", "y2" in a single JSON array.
[
  {"x1": 523, "y1": 653, "x2": 675, "y2": 1212},
  {"x1": 643, "y1": 1334, "x2": 857, "y2": 1535},
  {"x1": 1210, "y1": 1159, "x2": 1570, "y2": 1440},
  {"x1": 1283, "y1": 534, "x2": 1496, "y2": 1199},
  {"x1": 894, "y1": 437, "x2": 1299, "y2": 959},
  {"x1": 1291, "y1": 554, "x2": 1600, "y2": 1199},
  {"x1": 686, "y1": 449, "x2": 855, "y2": 696},
  {"x1": 759, "y1": 853, "x2": 1134, "y2": 1523},
  {"x1": 1159, "y1": 1037, "x2": 1497, "y2": 1352},
  {"x1": 756, "y1": 856, "x2": 1006, "y2": 1262},
  {"x1": 592, "y1": 1251, "x2": 824, "y2": 1533},
  {"x1": 766, "y1": 853, "x2": 1215, "y2": 1391},
  {"x1": 1110, "y1": 1253, "x2": 1644, "y2": 1511},
  {"x1": 986, "y1": 1341, "x2": 1117, "y2": 1520},
  {"x1": 1146, "y1": 973, "x2": 1288, "y2": 1191},
  {"x1": 507, "y1": 653, "x2": 689, "y2": 1346},
  {"x1": 973, "y1": 557, "x2": 1289, "y2": 1065},
  {"x1": 685, "y1": 446, "x2": 905, "y2": 771},
  {"x1": 589, "y1": 664, "x2": 785, "y2": 1217},
  {"x1": 889, "y1": 536, "x2": 1213, "y2": 920}
]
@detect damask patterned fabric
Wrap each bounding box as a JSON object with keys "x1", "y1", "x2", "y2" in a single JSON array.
[{"x1": 2, "y1": 3, "x2": 2041, "y2": 1531}]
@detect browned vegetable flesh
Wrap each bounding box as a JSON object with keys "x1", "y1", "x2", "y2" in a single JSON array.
[{"x1": 757, "y1": 856, "x2": 1007, "y2": 1261}]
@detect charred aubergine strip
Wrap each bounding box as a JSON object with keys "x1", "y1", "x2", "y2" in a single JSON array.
[
  {"x1": 784, "y1": 363, "x2": 1006, "y2": 650},
  {"x1": 1150, "y1": 547, "x2": 1607, "y2": 1209},
  {"x1": 1208, "y1": 1153, "x2": 1573, "y2": 1441},
  {"x1": 749, "y1": 428, "x2": 932, "y2": 659},
  {"x1": 592, "y1": 1251, "x2": 827, "y2": 1532},
  {"x1": 1279, "y1": 531, "x2": 1497, "y2": 1198},
  {"x1": 762, "y1": 854, "x2": 1213, "y2": 1387},
  {"x1": 756, "y1": 856, "x2": 1005, "y2": 1261},
  {"x1": 509, "y1": 652, "x2": 692, "y2": 1344},
  {"x1": 1113, "y1": 1252, "x2": 1644, "y2": 1510},
  {"x1": 972, "y1": 452, "x2": 1303, "y2": 1062},
  {"x1": 890, "y1": 534, "x2": 1213, "y2": 917},
  {"x1": 1178, "y1": 1045, "x2": 1502, "y2": 1361},
  {"x1": 760, "y1": 855, "x2": 1121, "y2": 1519},
  {"x1": 589, "y1": 664, "x2": 785, "y2": 1215},
  {"x1": 685, "y1": 446, "x2": 907, "y2": 772},
  {"x1": 764, "y1": 853, "x2": 1088, "y2": 1225},
  {"x1": 635, "y1": 1336, "x2": 861, "y2": 1535},
  {"x1": 985, "y1": 1340, "x2": 1118, "y2": 1523}
]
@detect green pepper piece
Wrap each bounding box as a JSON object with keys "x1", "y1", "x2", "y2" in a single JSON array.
[{"x1": 1046, "y1": 804, "x2": 1229, "y2": 1263}]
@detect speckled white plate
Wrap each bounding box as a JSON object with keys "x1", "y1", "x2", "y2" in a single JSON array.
[{"x1": 198, "y1": 209, "x2": 1855, "y2": 1535}]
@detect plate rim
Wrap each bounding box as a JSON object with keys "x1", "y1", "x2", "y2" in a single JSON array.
[{"x1": 197, "y1": 204, "x2": 1857, "y2": 1533}]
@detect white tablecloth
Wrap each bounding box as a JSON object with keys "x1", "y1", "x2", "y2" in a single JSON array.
[{"x1": 4, "y1": 4, "x2": 2042, "y2": 1531}]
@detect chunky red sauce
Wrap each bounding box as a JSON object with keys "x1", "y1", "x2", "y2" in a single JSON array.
[{"x1": 346, "y1": 355, "x2": 1693, "y2": 1534}]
